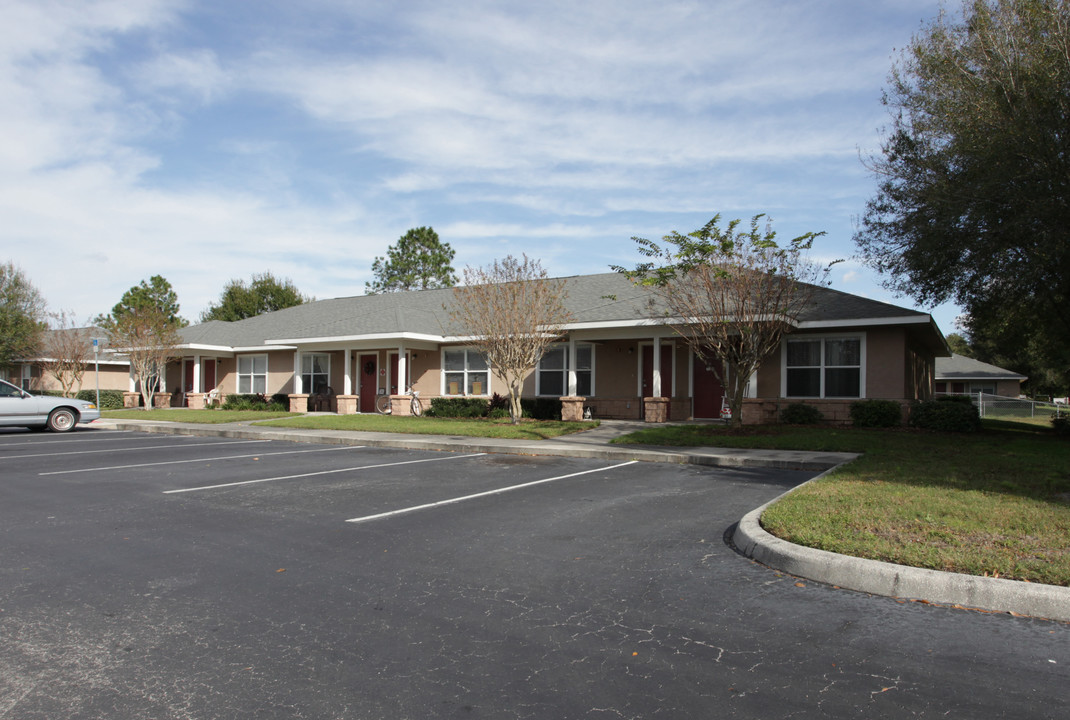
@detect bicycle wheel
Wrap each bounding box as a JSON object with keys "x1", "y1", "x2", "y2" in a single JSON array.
[
  {"x1": 409, "y1": 396, "x2": 422, "y2": 416},
  {"x1": 375, "y1": 394, "x2": 392, "y2": 414}
]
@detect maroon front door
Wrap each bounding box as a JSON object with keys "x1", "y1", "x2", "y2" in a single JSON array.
[
  {"x1": 184, "y1": 360, "x2": 216, "y2": 392},
  {"x1": 693, "y1": 351, "x2": 726, "y2": 419},
  {"x1": 359, "y1": 354, "x2": 377, "y2": 413},
  {"x1": 204, "y1": 359, "x2": 216, "y2": 390},
  {"x1": 641, "y1": 346, "x2": 674, "y2": 398}
]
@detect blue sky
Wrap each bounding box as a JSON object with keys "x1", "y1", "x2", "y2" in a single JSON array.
[{"x1": 2, "y1": 0, "x2": 962, "y2": 332}]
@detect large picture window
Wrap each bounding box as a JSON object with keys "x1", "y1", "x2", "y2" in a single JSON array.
[
  {"x1": 785, "y1": 337, "x2": 862, "y2": 398},
  {"x1": 301, "y1": 353, "x2": 331, "y2": 394},
  {"x1": 443, "y1": 348, "x2": 489, "y2": 396},
  {"x1": 537, "y1": 344, "x2": 593, "y2": 396},
  {"x1": 237, "y1": 354, "x2": 268, "y2": 394}
]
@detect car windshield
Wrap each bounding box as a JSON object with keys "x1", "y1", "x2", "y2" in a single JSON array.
[{"x1": 0, "y1": 380, "x2": 25, "y2": 398}]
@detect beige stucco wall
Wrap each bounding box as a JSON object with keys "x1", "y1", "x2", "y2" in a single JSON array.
[
  {"x1": 26, "y1": 363, "x2": 130, "y2": 393},
  {"x1": 756, "y1": 327, "x2": 930, "y2": 402}
]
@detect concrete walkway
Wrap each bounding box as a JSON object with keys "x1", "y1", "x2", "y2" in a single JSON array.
[{"x1": 94, "y1": 417, "x2": 1069, "y2": 622}]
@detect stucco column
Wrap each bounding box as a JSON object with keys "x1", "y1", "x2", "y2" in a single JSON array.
[
  {"x1": 192, "y1": 355, "x2": 201, "y2": 393},
  {"x1": 343, "y1": 350, "x2": 353, "y2": 396},
  {"x1": 293, "y1": 351, "x2": 302, "y2": 394},
  {"x1": 652, "y1": 335, "x2": 663, "y2": 397},
  {"x1": 397, "y1": 345, "x2": 407, "y2": 392},
  {"x1": 567, "y1": 338, "x2": 577, "y2": 397}
]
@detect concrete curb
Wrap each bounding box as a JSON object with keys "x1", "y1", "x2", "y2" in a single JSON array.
[
  {"x1": 733, "y1": 470, "x2": 1070, "y2": 623},
  {"x1": 101, "y1": 420, "x2": 855, "y2": 471}
]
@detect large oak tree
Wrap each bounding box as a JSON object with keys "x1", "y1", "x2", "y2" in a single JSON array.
[{"x1": 855, "y1": 0, "x2": 1070, "y2": 389}]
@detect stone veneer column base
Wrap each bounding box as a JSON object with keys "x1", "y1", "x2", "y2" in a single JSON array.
[
  {"x1": 643, "y1": 396, "x2": 670, "y2": 423},
  {"x1": 288, "y1": 394, "x2": 310, "y2": 413},
  {"x1": 336, "y1": 395, "x2": 358, "y2": 414},
  {"x1": 560, "y1": 396, "x2": 586, "y2": 422}
]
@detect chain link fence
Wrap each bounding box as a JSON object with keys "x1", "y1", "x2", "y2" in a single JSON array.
[{"x1": 973, "y1": 393, "x2": 1067, "y2": 420}]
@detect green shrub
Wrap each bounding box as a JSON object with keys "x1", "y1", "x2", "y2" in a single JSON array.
[
  {"x1": 427, "y1": 397, "x2": 489, "y2": 418},
  {"x1": 850, "y1": 399, "x2": 903, "y2": 428},
  {"x1": 521, "y1": 397, "x2": 562, "y2": 420},
  {"x1": 909, "y1": 399, "x2": 981, "y2": 432},
  {"x1": 488, "y1": 407, "x2": 511, "y2": 420},
  {"x1": 270, "y1": 393, "x2": 291, "y2": 408},
  {"x1": 76, "y1": 389, "x2": 125, "y2": 409},
  {"x1": 781, "y1": 403, "x2": 824, "y2": 425},
  {"x1": 1052, "y1": 414, "x2": 1070, "y2": 436},
  {"x1": 220, "y1": 393, "x2": 286, "y2": 411},
  {"x1": 937, "y1": 394, "x2": 974, "y2": 404}
]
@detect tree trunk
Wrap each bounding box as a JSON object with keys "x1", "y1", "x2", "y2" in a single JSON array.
[{"x1": 508, "y1": 379, "x2": 523, "y2": 425}]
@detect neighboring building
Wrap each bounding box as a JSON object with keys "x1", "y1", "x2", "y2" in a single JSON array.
[
  {"x1": 1, "y1": 327, "x2": 130, "y2": 395},
  {"x1": 158, "y1": 272, "x2": 948, "y2": 424},
  {"x1": 935, "y1": 354, "x2": 1027, "y2": 398}
]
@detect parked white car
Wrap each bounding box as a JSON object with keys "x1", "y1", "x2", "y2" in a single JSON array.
[{"x1": 0, "y1": 379, "x2": 101, "y2": 432}]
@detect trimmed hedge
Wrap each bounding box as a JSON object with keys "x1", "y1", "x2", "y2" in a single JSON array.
[
  {"x1": 909, "y1": 398, "x2": 981, "y2": 432},
  {"x1": 221, "y1": 393, "x2": 288, "y2": 412},
  {"x1": 427, "y1": 397, "x2": 490, "y2": 418},
  {"x1": 76, "y1": 389, "x2": 125, "y2": 409},
  {"x1": 520, "y1": 397, "x2": 563, "y2": 421},
  {"x1": 30, "y1": 389, "x2": 126, "y2": 410},
  {"x1": 849, "y1": 399, "x2": 902, "y2": 428},
  {"x1": 781, "y1": 403, "x2": 824, "y2": 425},
  {"x1": 1052, "y1": 415, "x2": 1070, "y2": 436}
]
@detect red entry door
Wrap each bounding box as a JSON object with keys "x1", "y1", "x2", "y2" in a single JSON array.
[
  {"x1": 693, "y1": 351, "x2": 726, "y2": 419},
  {"x1": 641, "y1": 345, "x2": 674, "y2": 398},
  {"x1": 184, "y1": 360, "x2": 217, "y2": 392},
  {"x1": 359, "y1": 354, "x2": 377, "y2": 413}
]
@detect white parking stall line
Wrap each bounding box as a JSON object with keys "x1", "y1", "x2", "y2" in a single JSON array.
[
  {"x1": 0, "y1": 431, "x2": 146, "y2": 447},
  {"x1": 0, "y1": 439, "x2": 271, "y2": 461},
  {"x1": 345, "y1": 461, "x2": 639, "y2": 525},
  {"x1": 162, "y1": 453, "x2": 487, "y2": 494},
  {"x1": 39, "y1": 445, "x2": 368, "y2": 476}
]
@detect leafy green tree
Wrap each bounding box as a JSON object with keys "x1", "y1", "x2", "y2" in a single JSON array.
[
  {"x1": 855, "y1": 0, "x2": 1070, "y2": 390},
  {"x1": 0, "y1": 261, "x2": 47, "y2": 369},
  {"x1": 616, "y1": 215, "x2": 827, "y2": 426},
  {"x1": 97, "y1": 275, "x2": 187, "y2": 330},
  {"x1": 366, "y1": 227, "x2": 458, "y2": 294},
  {"x1": 945, "y1": 333, "x2": 974, "y2": 358},
  {"x1": 200, "y1": 272, "x2": 309, "y2": 322}
]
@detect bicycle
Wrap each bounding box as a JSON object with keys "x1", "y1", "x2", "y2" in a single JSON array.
[{"x1": 374, "y1": 389, "x2": 422, "y2": 416}]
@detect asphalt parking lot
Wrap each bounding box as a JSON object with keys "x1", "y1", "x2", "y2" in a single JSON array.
[{"x1": 1, "y1": 428, "x2": 1067, "y2": 719}]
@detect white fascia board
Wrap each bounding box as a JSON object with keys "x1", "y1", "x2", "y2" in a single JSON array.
[
  {"x1": 178, "y1": 343, "x2": 241, "y2": 354},
  {"x1": 796, "y1": 315, "x2": 931, "y2": 329},
  {"x1": 232, "y1": 345, "x2": 295, "y2": 352},
  {"x1": 561, "y1": 318, "x2": 671, "y2": 331},
  {"x1": 266, "y1": 332, "x2": 445, "y2": 346}
]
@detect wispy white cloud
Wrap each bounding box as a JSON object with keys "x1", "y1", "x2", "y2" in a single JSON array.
[{"x1": 0, "y1": 0, "x2": 958, "y2": 330}]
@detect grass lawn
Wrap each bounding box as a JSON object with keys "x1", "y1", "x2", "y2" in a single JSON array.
[
  {"x1": 103, "y1": 409, "x2": 298, "y2": 423},
  {"x1": 103, "y1": 408, "x2": 598, "y2": 440},
  {"x1": 259, "y1": 414, "x2": 599, "y2": 440},
  {"x1": 614, "y1": 419, "x2": 1070, "y2": 586}
]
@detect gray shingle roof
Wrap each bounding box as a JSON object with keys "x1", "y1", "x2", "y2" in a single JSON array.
[
  {"x1": 178, "y1": 272, "x2": 936, "y2": 349},
  {"x1": 936, "y1": 354, "x2": 1027, "y2": 381}
]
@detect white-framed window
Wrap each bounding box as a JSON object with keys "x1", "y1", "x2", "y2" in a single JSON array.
[
  {"x1": 301, "y1": 353, "x2": 331, "y2": 394},
  {"x1": 537, "y1": 344, "x2": 593, "y2": 396},
  {"x1": 783, "y1": 335, "x2": 863, "y2": 398},
  {"x1": 237, "y1": 354, "x2": 268, "y2": 394},
  {"x1": 442, "y1": 348, "x2": 489, "y2": 396}
]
